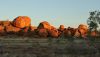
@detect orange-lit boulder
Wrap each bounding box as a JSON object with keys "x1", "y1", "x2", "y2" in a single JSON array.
[
  {"x1": 13, "y1": 16, "x2": 31, "y2": 28},
  {"x1": 5, "y1": 25, "x2": 21, "y2": 33},
  {"x1": 48, "y1": 29, "x2": 59, "y2": 38},
  {"x1": 37, "y1": 28, "x2": 48, "y2": 38},
  {"x1": 38, "y1": 21, "x2": 51, "y2": 30},
  {"x1": 0, "y1": 25, "x2": 5, "y2": 33},
  {"x1": 0, "y1": 21, "x2": 12, "y2": 27}
]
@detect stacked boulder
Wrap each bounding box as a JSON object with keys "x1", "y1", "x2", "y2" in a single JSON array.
[
  {"x1": 0, "y1": 16, "x2": 33, "y2": 35},
  {"x1": 38, "y1": 21, "x2": 51, "y2": 30},
  {"x1": 0, "y1": 21, "x2": 13, "y2": 34},
  {"x1": 37, "y1": 21, "x2": 59, "y2": 38}
]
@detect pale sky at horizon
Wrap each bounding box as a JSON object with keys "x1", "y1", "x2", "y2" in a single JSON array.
[{"x1": 0, "y1": 0, "x2": 100, "y2": 28}]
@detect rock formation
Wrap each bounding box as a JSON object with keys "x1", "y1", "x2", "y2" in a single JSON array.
[{"x1": 0, "y1": 16, "x2": 99, "y2": 38}]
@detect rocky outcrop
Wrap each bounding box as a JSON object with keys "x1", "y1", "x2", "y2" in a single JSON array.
[{"x1": 0, "y1": 16, "x2": 99, "y2": 38}]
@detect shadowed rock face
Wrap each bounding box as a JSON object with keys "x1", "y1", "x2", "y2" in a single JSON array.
[
  {"x1": 63, "y1": 27, "x2": 76, "y2": 38},
  {"x1": 37, "y1": 28, "x2": 48, "y2": 38},
  {"x1": 13, "y1": 16, "x2": 31, "y2": 28},
  {"x1": 74, "y1": 24, "x2": 88, "y2": 38},
  {"x1": 59, "y1": 25, "x2": 65, "y2": 32},
  {"x1": 48, "y1": 29, "x2": 59, "y2": 38}
]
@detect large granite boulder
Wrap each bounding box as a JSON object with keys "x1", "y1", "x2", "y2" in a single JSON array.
[
  {"x1": 38, "y1": 21, "x2": 51, "y2": 30},
  {"x1": 13, "y1": 16, "x2": 31, "y2": 28}
]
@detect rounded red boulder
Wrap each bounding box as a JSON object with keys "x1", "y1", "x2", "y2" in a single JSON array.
[{"x1": 13, "y1": 16, "x2": 31, "y2": 28}]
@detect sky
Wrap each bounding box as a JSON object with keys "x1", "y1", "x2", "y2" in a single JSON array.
[{"x1": 0, "y1": 0, "x2": 100, "y2": 28}]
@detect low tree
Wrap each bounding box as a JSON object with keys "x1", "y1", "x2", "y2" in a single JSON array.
[{"x1": 87, "y1": 10, "x2": 100, "y2": 32}]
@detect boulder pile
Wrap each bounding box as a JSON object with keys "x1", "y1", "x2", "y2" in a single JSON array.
[{"x1": 0, "y1": 16, "x2": 98, "y2": 38}]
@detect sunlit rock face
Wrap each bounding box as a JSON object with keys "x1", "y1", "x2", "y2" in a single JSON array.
[
  {"x1": 0, "y1": 25, "x2": 5, "y2": 33},
  {"x1": 13, "y1": 16, "x2": 31, "y2": 28},
  {"x1": 74, "y1": 24, "x2": 88, "y2": 38},
  {"x1": 5, "y1": 25, "x2": 21, "y2": 33},
  {"x1": 38, "y1": 21, "x2": 51, "y2": 30},
  {"x1": 0, "y1": 21, "x2": 12, "y2": 27},
  {"x1": 37, "y1": 21, "x2": 59, "y2": 38}
]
